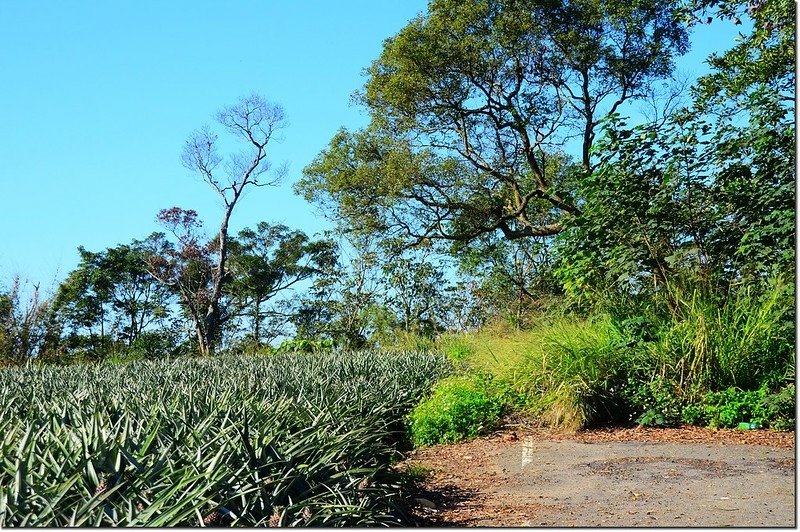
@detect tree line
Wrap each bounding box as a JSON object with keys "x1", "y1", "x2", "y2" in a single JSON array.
[{"x1": 1, "y1": 0, "x2": 793, "y2": 364}]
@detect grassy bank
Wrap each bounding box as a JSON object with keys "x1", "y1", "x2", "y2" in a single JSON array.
[{"x1": 410, "y1": 280, "x2": 795, "y2": 443}]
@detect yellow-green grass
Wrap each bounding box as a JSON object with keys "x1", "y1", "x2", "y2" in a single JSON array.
[
  {"x1": 440, "y1": 325, "x2": 544, "y2": 380},
  {"x1": 439, "y1": 316, "x2": 634, "y2": 431}
]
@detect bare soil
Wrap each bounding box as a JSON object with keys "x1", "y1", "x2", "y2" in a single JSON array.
[{"x1": 403, "y1": 426, "x2": 795, "y2": 527}]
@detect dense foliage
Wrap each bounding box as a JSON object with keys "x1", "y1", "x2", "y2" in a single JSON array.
[
  {"x1": 0, "y1": 350, "x2": 450, "y2": 526},
  {"x1": 408, "y1": 373, "x2": 515, "y2": 446}
]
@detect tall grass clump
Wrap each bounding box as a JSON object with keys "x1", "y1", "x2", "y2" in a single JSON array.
[
  {"x1": 517, "y1": 316, "x2": 639, "y2": 431},
  {"x1": 561, "y1": 276, "x2": 795, "y2": 428},
  {"x1": 652, "y1": 278, "x2": 794, "y2": 398},
  {"x1": 433, "y1": 319, "x2": 641, "y2": 431},
  {"x1": 0, "y1": 350, "x2": 451, "y2": 527},
  {"x1": 447, "y1": 275, "x2": 793, "y2": 431}
]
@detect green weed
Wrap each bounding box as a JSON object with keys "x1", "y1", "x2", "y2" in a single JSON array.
[
  {"x1": 761, "y1": 384, "x2": 796, "y2": 431},
  {"x1": 519, "y1": 317, "x2": 638, "y2": 430},
  {"x1": 622, "y1": 376, "x2": 684, "y2": 427},
  {"x1": 439, "y1": 335, "x2": 473, "y2": 362},
  {"x1": 652, "y1": 277, "x2": 793, "y2": 397},
  {"x1": 408, "y1": 374, "x2": 506, "y2": 446},
  {"x1": 682, "y1": 383, "x2": 796, "y2": 429}
]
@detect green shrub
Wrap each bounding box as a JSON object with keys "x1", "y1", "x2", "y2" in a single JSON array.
[
  {"x1": 690, "y1": 382, "x2": 796, "y2": 430},
  {"x1": 762, "y1": 384, "x2": 795, "y2": 431},
  {"x1": 677, "y1": 383, "x2": 795, "y2": 430},
  {"x1": 697, "y1": 387, "x2": 769, "y2": 428},
  {"x1": 681, "y1": 403, "x2": 706, "y2": 426},
  {"x1": 621, "y1": 377, "x2": 796, "y2": 430},
  {"x1": 621, "y1": 376, "x2": 683, "y2": 427},
  {"x1": 408, "y1": 374, "x2": 505, "y2": 446},
  {"x1": 441, "y1": 336, "x2": 473, "y2": 362},
  {"x1": 489, "y1": 376, "x2": 529, "y2": 410}
]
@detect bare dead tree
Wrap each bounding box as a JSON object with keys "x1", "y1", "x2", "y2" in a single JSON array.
[
  {"x1": 159, "y1": 95, "x2": 287, "y2": 355},
  {"x1": 0, "y1": 276, "x2": 58, "y2": 364},
  {"x1": 639, "y1": 70, "x2": 693, "y2": 128}
]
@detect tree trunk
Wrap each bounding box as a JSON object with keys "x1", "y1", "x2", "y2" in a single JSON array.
[
  {"x1": 129, "y1": 310, "x2": 138, "y2": 347},
  {"x1": 99, "y1": 304, "x2": 106, "y2": 358},
  {"x1": 253, "y1": 300, "x2": 261, "y2": 346},
  {"x1": 202, "y1": 207, "x2": 234, "y2": 356},
  {"x1": 195, "y1": 321, "x2": 210, "y2": 357},
  {"x1": 203, "y1": 301, "x2": 219, "y2": 356}
]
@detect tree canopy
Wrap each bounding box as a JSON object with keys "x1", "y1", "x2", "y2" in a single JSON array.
[
  {"x1": 553, "y1": 0, "x2": 794, "y2": 299},
  {"x1": 298, "y1": 0, "x2": 690, "y2": 248}
]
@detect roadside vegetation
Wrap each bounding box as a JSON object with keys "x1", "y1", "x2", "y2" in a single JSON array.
[{"x1": 414, "y1": 275, "x2": 794, "y2": 442}]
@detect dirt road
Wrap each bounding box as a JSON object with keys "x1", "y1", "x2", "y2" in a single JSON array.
[{"x1": 405, "y1": 427, "x2": 795, "y2": 527}]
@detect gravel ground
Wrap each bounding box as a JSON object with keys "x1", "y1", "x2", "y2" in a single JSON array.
[{"x1": 404, "y1": 426, "x2": 795, "y2": 527}]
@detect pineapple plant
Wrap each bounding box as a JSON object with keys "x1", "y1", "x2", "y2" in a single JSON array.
[{"x1": 0, "y1": 350, "x2": 450, "y2": 526}]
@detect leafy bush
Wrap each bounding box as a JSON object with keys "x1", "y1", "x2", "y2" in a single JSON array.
[
  {"x1": 762, "y1": 384, "x2": 796, "y2": 431},
  {"x1": 621, "y1": 376, "x2": 683, "y2": 427},
  {"x1": 682, "y1": 384, "x2": 796, "y2": 430},
  {"x1": 680, "y1": 403, "x2": 706, "y2": 426},
  {"x1": 622, "y1": 378, "x2": 796, "y2": 430},
  {"x1": 695, "y1": 387, "x2": 769, "y2": 428},
  {"x1": 440, "y1": 336, "x2": 473, "y2": 362},
  {"x1": 408, "y1": 374, "x2": 505, "y2": 446}
]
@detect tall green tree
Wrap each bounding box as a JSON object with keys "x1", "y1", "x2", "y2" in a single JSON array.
[
  {"x1": 292, "y1": 234, "x2": 386, "y2": 349},
  {"x1": 54, "y1": 243, "x2": 173, "y2": 358},
  {"x1": 298, "y1": 0, "x2": 689, "y2": 249},
  {"x1": 458, "y1": 234, "x2": 562, "y2": 327},
  {"x1": 0, "y1": 277, "x2": 60, "y2": 364},
  {"x1": 554, "y1": 0, "x2": 794, "y2": 300},
  {"x1": 692, "y1": 0, "x2": 793, "y2": 105},
  {"x1": 227, "y1": 223, "x2": 337, "y2": 346},
  {"x1": 144, "y1": 209, "x2": 218, "y2": 355},
  {"x1": 691, "y1": 0, "x2": 794, "y2": 283},
  {"x1": 380, "y1": 253, "x2": 451, "y2": 338},
  {"x1": 54, "y1": 248, "x2": 112, "y2": 349},
  {"x1": 554, "y1": 113, "x2": 717, "y2": 301}
]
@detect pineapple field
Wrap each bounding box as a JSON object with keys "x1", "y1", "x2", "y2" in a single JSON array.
[{"x1": 0, "y1": 351, "x2": 451, "y2": 526}]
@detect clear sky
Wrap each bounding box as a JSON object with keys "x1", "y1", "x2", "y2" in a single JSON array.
[{"x1": 0, "y1": 1, "x2": 742, "y2": 292}]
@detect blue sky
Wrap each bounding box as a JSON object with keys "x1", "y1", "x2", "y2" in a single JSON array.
[{"x1": 0, "y1": 1, "x2": 742, "y2": 292}]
